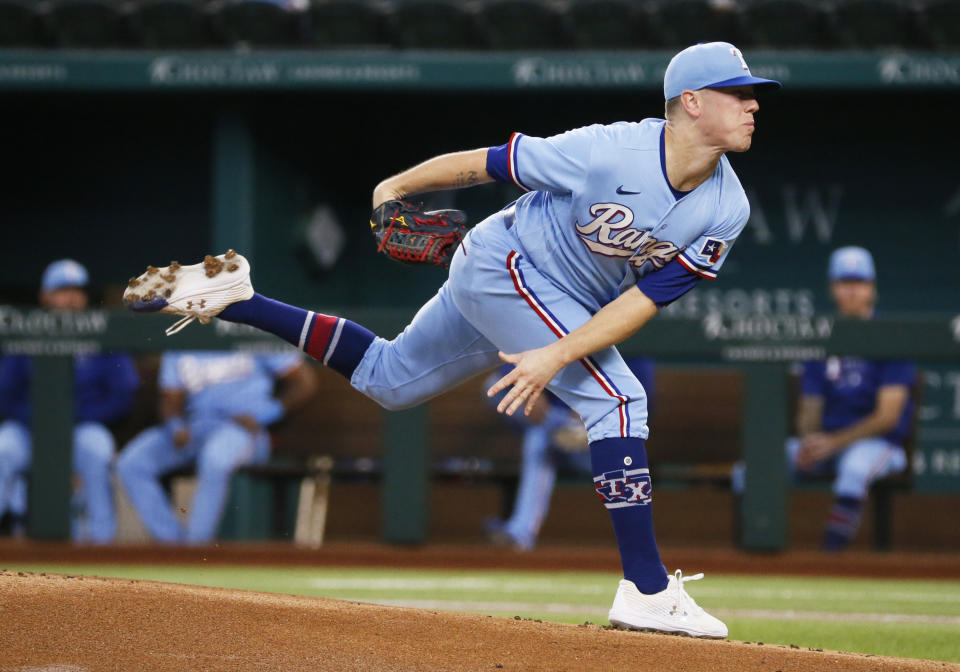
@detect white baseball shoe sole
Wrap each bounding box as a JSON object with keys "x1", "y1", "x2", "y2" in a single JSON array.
[
  {"x1": 608, "y1": 570, "x2": 728, "y2": 639},
  {"x1": 122, "y1": 250, "x2": 254, "y2": 335}
]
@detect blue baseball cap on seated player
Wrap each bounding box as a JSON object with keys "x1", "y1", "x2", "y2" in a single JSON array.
[
  {"x1": 41, "y1": 259, "x2": 89, "y2": 291},
  {"x1": 828, "y1": 246, "x2": 876, "y2": 282},
  {"x1": 664, "y1": 42, "x2": 781, "y2": 101}
]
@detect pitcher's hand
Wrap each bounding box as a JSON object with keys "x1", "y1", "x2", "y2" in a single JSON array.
[
  {"x1": 487, "y1": 347, "x2": 565, "y2": 417},
  {"x1": 797, "y1": 432, "x2": 839, "y2": 470}
]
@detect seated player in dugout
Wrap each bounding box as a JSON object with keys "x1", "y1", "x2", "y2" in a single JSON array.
[
  {"x1": 0, "y1": 260, "x2": 139, "y2": 543},
  {"x1": 123, "y1": 42, "x2": 780, "y2": 638},
  {"x1": 116, "y1": 349, "x2": 317, "y2": 544},
  {"x1": 733, "y1": 246, "x2": 915, "y2": 551}
]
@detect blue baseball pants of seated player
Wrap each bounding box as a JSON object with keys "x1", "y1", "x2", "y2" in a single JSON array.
[
  {"x1": 116, "y1": 418, "x2": 270, "y2": 543},
  {"x1": 351, "y1": 213, "x2": 650, "y2": 443},
  {"x1": 0, "y1": 419, "x2": 116, "y2": 543},
  {"x1": 731, "y1": 436, "x2": 908, "y2": 499}
]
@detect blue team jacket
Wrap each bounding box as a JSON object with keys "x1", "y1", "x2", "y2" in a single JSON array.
[{"x1": 0, "y1": 354, "x2": 139, "y2": 425}]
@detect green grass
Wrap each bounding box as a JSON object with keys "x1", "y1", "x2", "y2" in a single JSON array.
[{"x1": 7, "y1": 564, "x2": 960, "y2": 663}]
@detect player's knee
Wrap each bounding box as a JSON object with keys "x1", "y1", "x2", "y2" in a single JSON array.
[
  {"x1": 197, "y1": 425, "x2": 253, "y2": 475},
  {"x1": 74, "y1": 423, "x2": 116, "y2": 466},
  {"x1": 197, "y1": 448, "x2": 239, "y2": 476},
  {"x1": 358, "y1": 384, "x2": 420, "y2": 412},
  {"x1": 0, "y1": 421, "x2": 29, "y2": 454}
]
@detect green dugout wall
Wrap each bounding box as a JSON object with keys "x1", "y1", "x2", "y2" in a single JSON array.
[
  {"x1": 1, "y1": 48, "x2": 958, "y2": 546},
  {"x1": 3, "y1": 310, "x2": 959, "y2": 547}
]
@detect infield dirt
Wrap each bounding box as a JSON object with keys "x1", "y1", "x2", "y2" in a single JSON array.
[{"x1": 2, "y1": 570, "x2": 958, "y2": 672}]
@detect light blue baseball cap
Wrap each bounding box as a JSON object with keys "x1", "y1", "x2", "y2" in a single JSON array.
[
  {"x1": 41, "y1": 259, "x2": 89, "y2": 291},
  {"x1": 828, "y1": 246, "x2": 875, "y2": 282},
  {"x1": 664, "y1": 42, "x2": 781, "y2": 101}
]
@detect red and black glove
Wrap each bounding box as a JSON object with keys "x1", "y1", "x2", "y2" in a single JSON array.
[{"x1": 370, "y1": 200, "x2": 468, "y2": 268}]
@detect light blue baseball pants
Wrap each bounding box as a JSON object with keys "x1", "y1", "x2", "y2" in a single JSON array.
[
  {"x1": 0, "y1": 419, "x2": 116, "y2": 543},
  {"x1": 351, "y1": 212, "x2": 650, "y2": 443},
  {"x1": 116, "y1": 418, "x2": 270, "y2": 543},
  {"x1": 731, "y1": 436, "x2": 908, "y2": 499}
]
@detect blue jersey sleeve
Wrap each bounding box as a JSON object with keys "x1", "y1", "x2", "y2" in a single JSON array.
[
  {"x1": 879, "y1": 360, "x2": 916, "y2": 387},
  {"x1": 486, "y1": 125, "x2": 601, "y2": 195},
  {"x1": 78, "y1": 354, "x2": 140, "y2": 424},
  {"x1": 800, "y1": 361, "x2": 826, "y2": 396},
  {"x1": 677, "y1": 191, "x2": 750, "y2": 280},
  {"x1": 634, "y1": 257, "x2": 701, "y2": 308},
  {"x1": 0, "y1": 356, "x2": 30, "y2": 424}
]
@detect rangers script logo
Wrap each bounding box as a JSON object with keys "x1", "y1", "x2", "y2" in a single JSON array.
[
  {"x1": 594, "y1": 468, "x2": 652, "y2": 509},
  {"x1": 576, "y1": 203, "x2": 683, "y2": 271}
]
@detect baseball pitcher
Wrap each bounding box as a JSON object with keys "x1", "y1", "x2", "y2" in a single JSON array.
[{"x1": 123, "y1": 42, "x2": 780, "y2": 637}]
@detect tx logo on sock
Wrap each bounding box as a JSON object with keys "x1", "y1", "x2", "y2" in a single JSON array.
[{"x1": 593, "y1": 468, "x2": 652, "y2": 508}]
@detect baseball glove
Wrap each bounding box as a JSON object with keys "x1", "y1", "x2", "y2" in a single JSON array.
[{"x1": 370, "y1": 200, "x2": 468, "y2": 268}]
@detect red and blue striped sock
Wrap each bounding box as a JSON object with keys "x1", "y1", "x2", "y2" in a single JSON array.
[
  {"x1": 822, "y1": 495, "x2": 863, "y2": 551},
  {"x1": 590, "y1": 436, "x2": 669, "y2": 594},
  {"x1": 218, "y1": 293, "x2": 375, "y2": 379}
]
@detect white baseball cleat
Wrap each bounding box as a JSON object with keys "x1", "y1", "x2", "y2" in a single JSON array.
[
  {"x1": 122, "y1": 250, "x2": 254, "y2": 336},
  {"x1": 608, "y1": 569, "x2": 728, "y2": 639}
]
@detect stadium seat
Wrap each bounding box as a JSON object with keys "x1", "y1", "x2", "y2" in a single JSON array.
[
  {"x1": 306, "y1": 0, "x2": 391, "y2": 49},
  {"x1": 831, "y1": 0, "x2": 924, "y2": 49},
  {"x1": 479, "y1": 0, "x2": 572, "y2": 50},
  {"x1": 920, "y1": 0, "x2": 960, "y2": 50},
  {"x1": 0, "y1": 0, "x2": 45, "y2": 47},
  {"x1": 740, "y1": 0, "x2": 834, "y2": 49},
  {"x1": 393, "y1": 0, "x2": 483, "y2": 50},
  {"x1": 127, "y1": 0, "x2": 212, "y2": 48},
  {"x1": 565, "y1": 0, "x2": 658, "y2": 49},
  {"x1": 649, "y1": 0, "x2": 748, "y2": 49},
  {"x1": 212, "y1": 0, "x2": 304, "y2": 48},
  {"x1": 48, "y1": 0, "x2": 127, "y2": 47}
]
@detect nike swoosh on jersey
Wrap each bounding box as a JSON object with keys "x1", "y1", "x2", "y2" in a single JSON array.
[{"x1": 616, "y1": 186, "x2": 642, "y2": 195}]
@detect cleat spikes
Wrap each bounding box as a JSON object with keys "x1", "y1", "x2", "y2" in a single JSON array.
[
  {"x1": 203, "y1": 254, "x2": 224, "y2": 278},
  {"x1": 123, "y1": 251, "x2": 252, "y2": 333}
]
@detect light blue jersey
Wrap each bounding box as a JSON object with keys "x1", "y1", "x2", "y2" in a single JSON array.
[
  {"x1": 352, "y1": 118, "x2": 755, "y2": 442},
  {"x1": 489, "y1": 119, "x2": 750, "y2": 310},
  {"x1": 160, "y1": 351, "x2": 301, "y2": 426}
]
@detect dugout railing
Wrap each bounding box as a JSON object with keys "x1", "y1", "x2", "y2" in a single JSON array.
[{"x1": 2, "y1": 307, "x2": 957, "y2": 551}]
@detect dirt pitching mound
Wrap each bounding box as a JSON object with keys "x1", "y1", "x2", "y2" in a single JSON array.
[{"x1": 1, "y1": 571, "x2": 956, "y2": 672}]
